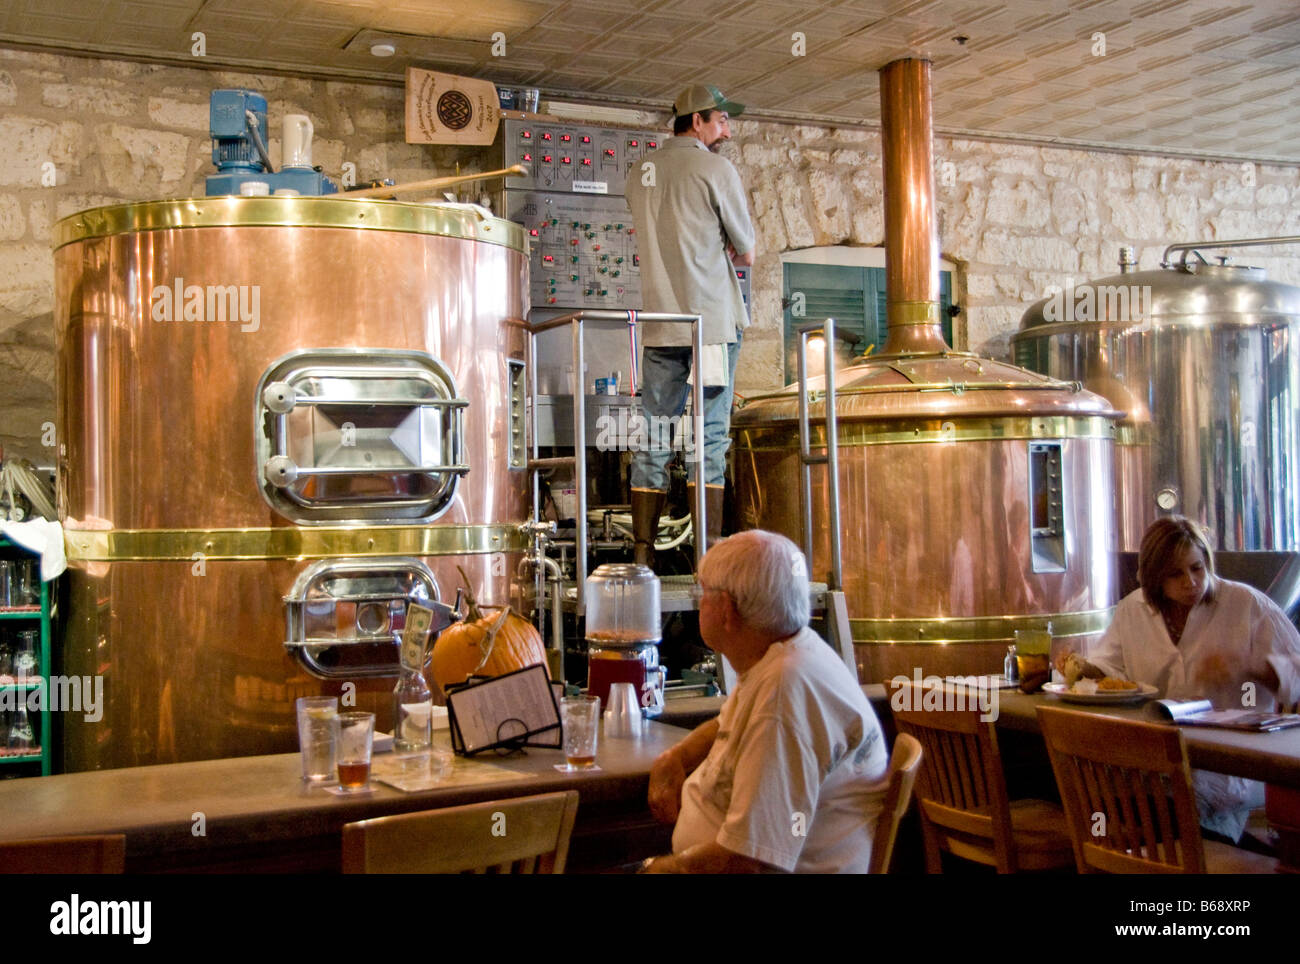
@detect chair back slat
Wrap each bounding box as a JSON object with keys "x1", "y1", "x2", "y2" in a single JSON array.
[
  {"x1": 869, "y1": 732, "x2": 923, "y2": 874},
  {"x1": 889, "y1": 680, "x2": 1063, "y2": 873},
  {"x1": 342, "y1": 790, "x2": 579, "y2": 874},
  {"x1": 1038, "y1": 706, "x2": 1209, "y2": 873}
]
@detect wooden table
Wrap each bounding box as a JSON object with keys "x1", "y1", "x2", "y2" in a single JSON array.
[
  {"x1": 991, "y1": 688, "x2": 1300, "y2": 789},
  {"x1": 0, "y1": 723, "x2": 682, "y2": 872}
]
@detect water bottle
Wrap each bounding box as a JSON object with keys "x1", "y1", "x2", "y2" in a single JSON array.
[{"x1": 393, "y1": 664, "x2": 433, "y2": 752}]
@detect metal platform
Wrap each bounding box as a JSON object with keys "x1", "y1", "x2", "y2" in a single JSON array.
[{"x1": 558, "y1": 574, "x2": 832, "y2": 614}]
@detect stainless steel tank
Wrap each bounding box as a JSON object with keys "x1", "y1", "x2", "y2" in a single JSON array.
[
  {"x1": 54, "y1": 197, "x2": 530, "y2": 770},
  {"x1": 731, "y1": 59, "x2": 1120, "y2": 682},
  {"x1": 1013, "y1": 242, "x2": 1300, "y2": 555}
]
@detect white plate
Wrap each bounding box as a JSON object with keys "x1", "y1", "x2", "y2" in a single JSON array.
[{"x1": 1042, "y1": 682, "x2": 1158, "y2": 705}]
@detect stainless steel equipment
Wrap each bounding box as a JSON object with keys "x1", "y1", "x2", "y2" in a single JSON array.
[
  {"x1": 1013, "y1": 239, "x2": 1300, "y2": 556},
  {"x1": 55, "y1": 196, "x2": 529, "y2": 770},
  {"x1": 731, "y1": 59, "x2": 1120, "y2": 682}
]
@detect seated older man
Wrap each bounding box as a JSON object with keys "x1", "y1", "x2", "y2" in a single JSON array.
[{"x1": 641, "y1": 529, "x2": 889, "y2": 873}]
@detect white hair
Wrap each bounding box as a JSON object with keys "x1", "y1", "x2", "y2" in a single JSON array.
[{"x1": 699, "y1": 529, "x2": 810, "y2": 638}]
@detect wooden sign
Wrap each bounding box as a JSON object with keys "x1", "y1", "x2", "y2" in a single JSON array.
[{"x1": 405, "y1": 67, "x2": 501, "y2": 145}]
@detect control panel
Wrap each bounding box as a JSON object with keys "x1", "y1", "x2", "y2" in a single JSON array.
[
  {"x1": 503, "y1": 118, "x2": 662, "y2": 196},
  {"x1": 507, "y1": 191, "x2": 642, "y2": 309}
]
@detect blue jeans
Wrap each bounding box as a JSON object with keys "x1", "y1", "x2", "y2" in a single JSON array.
[{"x1": 631, "y1": 337, "x2": 742, "y2": 490}]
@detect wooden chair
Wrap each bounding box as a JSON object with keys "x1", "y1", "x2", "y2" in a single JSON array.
[
  {"x1": 1037, "y1": 706, "x2": 1277, "y2": 873},
  {"x1": 342, "y1": 790, "x2": 579, "y2": 874},
  {"x1": 0, "y1": 834, "x2": 126, "y2": 873},
  {"x1": 868, "y1": 732, "x2": 923, "y2": 874},
  {"x1": 889, "y1": 679, "x2": 1073, "y2": 873}
]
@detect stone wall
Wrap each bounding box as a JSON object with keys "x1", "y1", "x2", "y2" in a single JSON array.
[
  {"x1": 2, "y1": 45, "x2": 1299, "y2": 462},
  {"x1": 725, "y1": 119, "x2": 1300, "y2": 393}
]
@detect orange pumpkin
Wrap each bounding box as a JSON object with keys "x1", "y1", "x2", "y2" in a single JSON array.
[{"x1": 430, "y1": 568, "x2": 549, "y2": 693}]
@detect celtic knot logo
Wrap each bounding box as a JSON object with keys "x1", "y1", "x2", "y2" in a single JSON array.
[{"x1": 436, "y1": 90, "x2": 473, "y2": 130}]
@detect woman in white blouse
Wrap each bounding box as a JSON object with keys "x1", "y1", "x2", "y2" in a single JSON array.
[{"x1": 1080, "y1": 516, "x2": 1300, "y2": 842}]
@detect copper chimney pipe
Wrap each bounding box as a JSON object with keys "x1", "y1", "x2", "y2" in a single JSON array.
[{"x1": 879, "y1": 58, "x2": 949, "y2": 355}]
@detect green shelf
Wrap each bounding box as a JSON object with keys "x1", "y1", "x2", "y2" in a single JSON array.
[{"x1": 0, "y1": 537, "x2": 52, "y2": 776}]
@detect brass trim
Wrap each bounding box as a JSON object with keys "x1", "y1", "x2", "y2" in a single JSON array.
[
  {"x1": 740, "y1": 378, "x2": 1087, "y2": 406},
  {"x1": 850, "y1": 608, "x2": 1114, "y2": 644},
  {"x1": 63, "y1": 524, "x2": 529, "y2": 562},
  {"x1": 53, "y1": 197, "x2": 527, "y2": 252},
  {"x1": 736, "y1": 415, "x2": 1115, "y2": 451},
  {"x1": 887, "y1": 301, "x2": 941, "y2": 325}
]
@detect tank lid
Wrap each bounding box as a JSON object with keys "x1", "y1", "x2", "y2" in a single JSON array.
[
  {"x1": 53, "y1": 196, "x2": 527, "y2": 252},
  {"x1": 735, "y1": 351, "x2": 1118, "y2": 423}
]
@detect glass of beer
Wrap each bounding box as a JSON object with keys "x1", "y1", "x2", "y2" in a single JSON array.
[
  {"x1": 559, "y1": 696, "x2": 600, "y2": 771},
  {"x1": 1014, "y1": 628, "x2": 1053, "y2": 688},
  {"x1": 333, "y1": 711, "x2": 375, "y2": 790}
]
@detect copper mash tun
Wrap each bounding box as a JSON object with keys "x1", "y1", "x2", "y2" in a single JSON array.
[
  {"x1": 731, "y1": 59, "x2": 1121, "y2": 682},
  {"x1": 54, "y1": 196, "x2": 530, "y2": 770}
]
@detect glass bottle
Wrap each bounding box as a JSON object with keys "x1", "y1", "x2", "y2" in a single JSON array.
[
  {"x1": 14, "y1": 630, "x2": 37, "y2": 678},
  {"x1": 8, "y1": 706, "x2": 33, "y2": 751},
  {"x1": 393, "y1": 664, "x2": 433, "y2": 752},
  {"x1": 393, "y1": 619, "x2": 433, "y2": 754}
]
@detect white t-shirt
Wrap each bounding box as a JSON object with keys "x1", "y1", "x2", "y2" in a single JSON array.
[
  {"x1": 1090, "y1": 580, "x2": 1300, "y2": 838},
  {"x1": 672, "y1": 627, "x2": 889, "y2": 873}
]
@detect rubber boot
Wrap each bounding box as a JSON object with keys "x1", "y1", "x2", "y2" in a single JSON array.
[
  {"x1": 631, "y1": 487, "x2": 665, "y2": 570},
  {"x1": 689, "y1": 483, "x2": 728, "y2": 553}
]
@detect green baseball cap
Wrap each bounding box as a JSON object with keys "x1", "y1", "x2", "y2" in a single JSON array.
[{"x1": 672, "y1": 84, "x2": 745, "y2": 119}]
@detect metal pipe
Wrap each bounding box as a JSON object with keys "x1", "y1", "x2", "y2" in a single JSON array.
[
  {"x1": 879, "y1": 58, "x2": 948, "y2": 356},
  {"x1": 343, "y1": 164, "x2": 529, "y2": 199},
  {"x1": 1162, "y1": 235, "x2": 1300, "y2": 268},
  {"x1": 821, "y1": 321, "x2": 843, "y2": 592},
  {"x1": 692, "y1": 316, "x2": 706, "y2": 570}
]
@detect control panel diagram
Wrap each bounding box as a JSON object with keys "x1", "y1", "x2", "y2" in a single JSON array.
[{"x1": 507, "y1": 191, "x2": 642, "y2": 310}]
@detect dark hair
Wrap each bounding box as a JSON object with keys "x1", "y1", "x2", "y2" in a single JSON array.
[
  {"x1": 673, "y1": 108, "x2": 717, "y2": 135},
  {"x1": 1137, "y1": 516, "x2": 1217, "y2": 609}
]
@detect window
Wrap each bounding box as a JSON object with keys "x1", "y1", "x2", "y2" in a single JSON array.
[{"x1": 781, "y1": 248, "x2": 958, "y2": 384}]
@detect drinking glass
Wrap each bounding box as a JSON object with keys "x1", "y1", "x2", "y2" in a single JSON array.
[
  {"x1": 1014, "y1": 628, "x2": 1052, "y2": 683},
  {"x1": 333, "y1": 711, "x2": 375, "y2": 790},
  {"x1": 295, "y1": 696, "x2": 338, "y2": 782},
  {"x1": 560, "y1": 695, "x2": 600, "y2": 770}
]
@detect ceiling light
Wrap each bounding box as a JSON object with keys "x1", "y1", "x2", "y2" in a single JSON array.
[{"x1": 370, "y1": 42, "x2": 396, "y2": 57}]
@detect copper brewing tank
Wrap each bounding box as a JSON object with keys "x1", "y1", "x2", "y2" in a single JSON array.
[
  {"x1": 54, "y1": 197, "x2": 529, "y2": 770},
  {"x1": 731, "y1": 59, "x2": 1120, "y2": 681}
]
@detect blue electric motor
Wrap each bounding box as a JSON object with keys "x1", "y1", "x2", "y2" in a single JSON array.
[{"x1": 205, "y1": 89, "x2": 338, "y2": 197}]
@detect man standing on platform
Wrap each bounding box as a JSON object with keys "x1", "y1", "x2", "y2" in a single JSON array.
[
  {"x1": 640, "y1": 530, "x2": 890, "y2": 873},
  {"x1": 625, "y1": 84, "x2": 755, "y2": 569}
]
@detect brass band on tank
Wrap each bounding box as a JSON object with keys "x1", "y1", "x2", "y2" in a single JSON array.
[
  {"x1": 62, "y1": 523, "x2": 530, "y2": 562},
  {"x1": 736, "y1": 415, "x2": 1115, "y2": 451},
  {"x1": 850, "y1": 608, "x2": 1114, "y2": 644},
  {"x1": 53, "y1": 197, "x2": 527, "y2": 251}
]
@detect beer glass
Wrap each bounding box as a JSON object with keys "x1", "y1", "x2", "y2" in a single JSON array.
[
  {"x1": 559, "y1": 696, "x2": 600, "y2": 771},
  {"x1": 333, "y1": 711, "x2": 375, "y2": 790}
]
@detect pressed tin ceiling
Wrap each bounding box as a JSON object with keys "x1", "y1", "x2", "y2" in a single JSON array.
[{"x1": 0, "y1": 0, "x2": 1297, "y2": 163}]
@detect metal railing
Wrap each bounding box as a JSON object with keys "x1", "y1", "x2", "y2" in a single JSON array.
[{"x1": 526, "y1": 309, "x2": 704, "y2": 616}]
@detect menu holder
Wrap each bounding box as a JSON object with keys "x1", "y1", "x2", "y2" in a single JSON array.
[{"x1": 445, "y1": 664, "x2": 563, "y2": 756}]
